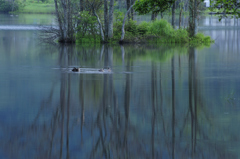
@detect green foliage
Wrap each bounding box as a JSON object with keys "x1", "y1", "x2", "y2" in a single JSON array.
[
  {"x1": 125, "y1": 19, "x2": 138, "y2": 35},
  {"x1": 74, "y1": 11, "x2": 213, "y2": 46},
  {"x1": 76, "y1": 11, "x2": 100, "y2": 42},
  {"x1": 114, "y1": 11, "x2": 124, "y2": 22},
  {"x1": 111, "y1": 18, "x2": 213, "y2": 45},
  {"x1": 19, "y1": 1, "x2": 54, "y2": 13},
  {"x1": 134, "y1": 0, "x2": 174, "y2": 15},
  {"x1": 149, "y1": 19, "x2": 174, "y2": 37},
  {"x1": 137, "y1": 21, "x2": 149, "y2": 35},
  {"x1": 209, "y1": 0, "x2": 240, "y2": 20},
  {"x1": 173, "y1": 29, "x2": 189, "y2": 43},
  {"x1": 113, "y1": 11, "x2": 124, "y2": 39},
  {"x1": 0, "y1": 0, "x2": 20, "y2": 12},
  {"x1": 190, "y1": 33, "x2": 214, "y2": 46}
]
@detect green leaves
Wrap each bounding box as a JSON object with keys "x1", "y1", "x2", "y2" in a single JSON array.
[
  {"x1": 76, "y1": 11, "x2": 99, "y2": 39},
  {"x1": 134, "y1": 0, "x2": 175, "y2": 15},
  {"x1": 209, "y1": 0, "x2": 240, "y2": 21},
  {"x1": 0, "y1": 0, "x2": 19, "y2": 12}
]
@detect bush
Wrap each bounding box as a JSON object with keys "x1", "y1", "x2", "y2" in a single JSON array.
[
  {"x1": 0, "y1": 0, "x2": 19, "y2": 12},
  {"x1": 76, "y1": 11, "x2": 99, "y2": 40},
  {"x1": 149, "y1": 19, "x2": 174, "y2": 37},
  {"x1": 113, "y1": 11, "x2": 124, "y2": 38},
  {"x1": 174, "y1": 29, "x2": 189, "y2": 43},
  {"x1": 137, "y1": 21, "x2": 149, "y2": 35},
  {"x1": 125, "y1": 19, "x2": 138, "y2": 35},
  {"x1": 190, "y1": 33, "x2": 214, "y2": 46}
]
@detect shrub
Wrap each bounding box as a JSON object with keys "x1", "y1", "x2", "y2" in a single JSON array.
[
  {"x1": 149, "y1": 19, "x2": 174, "y2": 37},
  {"x1": 190, "y1": 33, "x2": 214, "y2": 46},
  {"x1": 113, "y1": 11, "x2": 124, "y2": 37},
  {"x1": 125, "y1": 19, "x2": 138, "y2": 35},
  {"x1": 76, "y1": 11, "x2": 99, "y2": 40},
  {"x1": 0, "y1": 0, "x2": 19, "y2": 12},
  {"x1": 137, "y1": 21, "x2": 149, "y2": 35},
  {"x1": 204, "y1": 36, "x2": 212, "y2": 43},
  {"x1": 174, "y1": 29, "x2": 189, "y2": 43}
]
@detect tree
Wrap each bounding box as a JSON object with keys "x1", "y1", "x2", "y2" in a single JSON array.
[
  {"x1": 120, "y1": 4, "x2": 134, "y2": 43},
  {"x1": 151, "y1": 12, "x2": 158, "y2": 21},
  {"x1": 104, "y1": 0, "x2": 109, "y2": 40},
  {"x1": 126, "y1": 0, "x2": 131, "y2": 19},
  {"x1": 209, "y1": 0, "x2": 240, "y2": 20},
  {"x1": 108, "y1": 0, "x2": 114, "y2": 38},
  {"x1": 172, "y1": 1, "x2": 176, "y2": 28},
  {"x1": 134, "y1": 0, "x2": 175, "y2": 18},
  {"x1": 87, "y1": 0, "x2": 114, "y2": 42},
  {"x1": 53, "y1": 0, "x2": 75, "y2": 43},
  {"x1": 80, "y1": 0, "x2": 84, "y2": 11},
  {"x1": 188, "y1": 0, "x2": 201, "y2": 37},
  {"x1": 131, "y1": 0, "x2": 136, "y2": 20}
]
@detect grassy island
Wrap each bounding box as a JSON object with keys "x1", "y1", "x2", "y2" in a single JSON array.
[
  {"x1": 76, "y1": 12, "x2": 214, "y2": 46},
  {"x1": 0, "y1": 0, "x2": 214, "y2": 46}
]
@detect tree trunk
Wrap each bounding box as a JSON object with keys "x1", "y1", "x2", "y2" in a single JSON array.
[
  {"x1": 67, "y1": 0, "x2": 73, "y2": 41},
  {"x1": 194, "y1": 0, "x2": 198, "y2": 34},
  {"x1": 108, "y1": 0, "x2": 114, "y2": 38},
  {"x1": 179, "y1": 9, "x2": 182, "y2": 29},
  {"x1": 61, "y1": 0, "x2": 68, "y2": 41},
  {"x1": 189, "y1": 0, "x2": 194, "y2": 37},
  {"x1": 94, "y1": 10, "x2": 105, "y2": 42},
  {"x1": 104, "y1": 0, "x2": 109, "y2": 40},
  {"x1": 54, "y1": 0, "x2": 64, "y2": 40},
  {"x1": 172, "y1": 1, "x2": 176, "y2": 29},
  {"x1": 120, "y1": 4, "x2": 134, "y2": 42},
  {"x1": 151, "y1": 12, "x2": 157, "y2": 21},
  {"x1": 126, "y1": 0, "x2": 131, "y2": 20},
  {"x1": 80, "y1": 0, "x2": 83, "y2": 11},
  {"x1": 130, "y1": 0, "x2": 135, "y2": 20}
]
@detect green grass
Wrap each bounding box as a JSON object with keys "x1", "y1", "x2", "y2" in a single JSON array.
[{"x1": 18, "y1": 0, "x2": 55, "y2": 14}]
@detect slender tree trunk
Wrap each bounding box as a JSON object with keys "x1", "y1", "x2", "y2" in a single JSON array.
[
  {"x1": 126, "y1": 0, "x2": 131, "y2": 20},
  {"x1": 130, "y1": 0, "x2": 135, "y2": 20},
  {"x1": 108, "y1": 0, "x2": 114, "y2": 38},
  {"x1": 61, "y1": 0, "x2": 68, "y2": 41},
  {"x1": 161, "y1": 12, "x2": 164, "y2": 18},
  {"x1": 120, "y1": 4, "x2": 134, "y2": 42},
  {"x1": 172, "y1": 1, "x2": 176, "y2": 29},
  {"x1": 118, "y1": 0, "x2": 121, "y2": 10},
  {"x1": 151, "y1": 12, "x2": 158, "y2": 21},
  {"x1": 179, "y1": 9, "x2": 182, "y2": 28},
  {"x1": 54, "y1": 0, "x2": 64, "y2": 40},
  {"x1": 194, "y1": 0, "x2": 198, "y2": 34},
  {"x1": 104, "y1": 0, "x2": 109, "y2": 40},
  {"x1": 67, "y1": 0, "x2": 73, "y2": 41},
  {"x1": 188, "y1": 0, "x2": 195, "y2": 37},
  {"x1": 80, "y1": 0, "x2": 84, "y2": 11},
  {"x1": 93, "y1": 10, "x2": 105, "y2": 42}
]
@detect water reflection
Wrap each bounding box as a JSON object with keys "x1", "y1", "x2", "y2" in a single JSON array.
[
  {"x1": 1, "y1": 14, "x2": 240, "y2": 159},
  {"x1": 0, "y1": 42, "x2": 239, "y2": 159}
]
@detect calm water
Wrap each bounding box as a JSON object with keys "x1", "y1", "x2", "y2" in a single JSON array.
[{"x1": 0, "y1": 13, "x2": 240, "y2": 159}]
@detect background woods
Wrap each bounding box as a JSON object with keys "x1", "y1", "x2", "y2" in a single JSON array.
[{"x1": 33, "y1": 0, "x2": 211, "y2": 43}]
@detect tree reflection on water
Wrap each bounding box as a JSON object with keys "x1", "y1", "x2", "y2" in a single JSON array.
[{"x1": 1, "y1": 44, "x2": 238, "y2": 159}]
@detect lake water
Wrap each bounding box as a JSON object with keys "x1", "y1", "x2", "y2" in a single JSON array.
[{"x1": 0, "y1": 13, "x2": 240, "y2": 159}]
